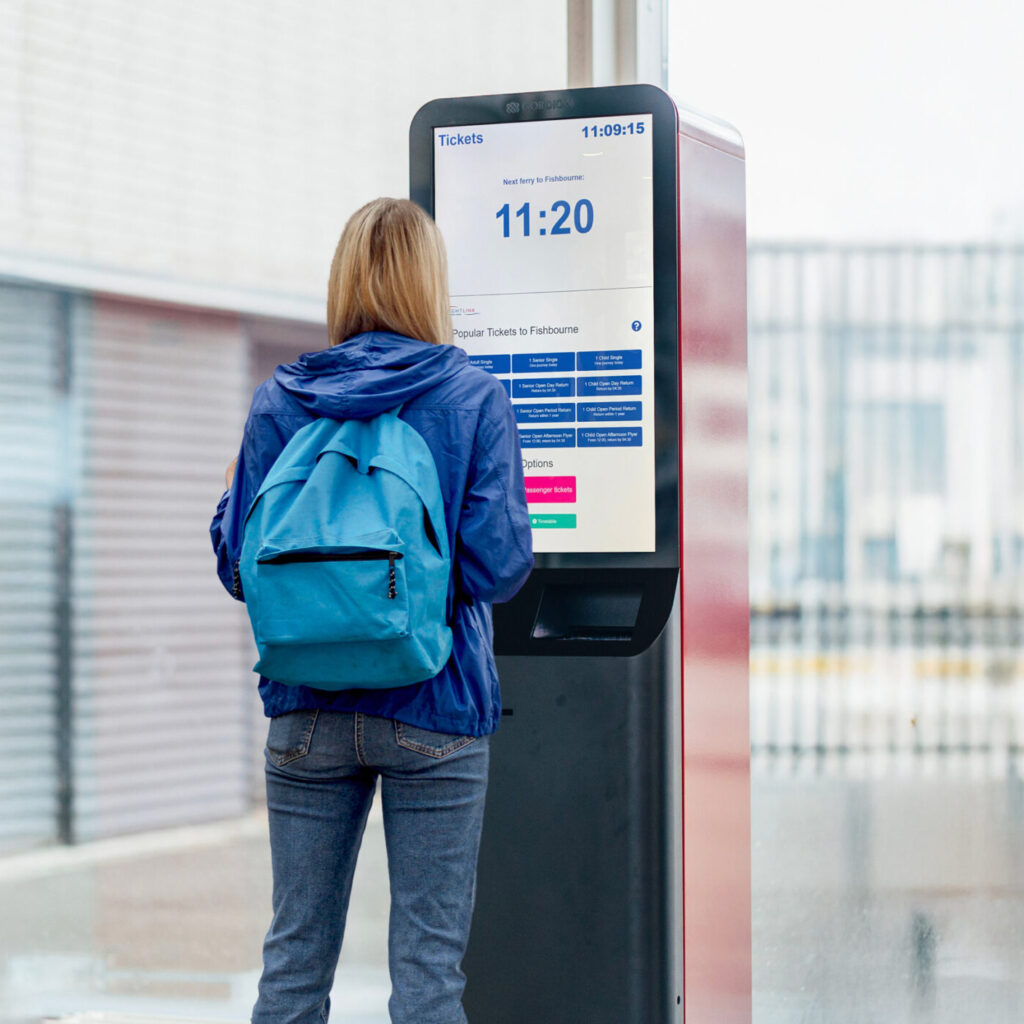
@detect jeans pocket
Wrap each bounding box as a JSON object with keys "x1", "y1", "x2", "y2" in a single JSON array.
[
  {"x1": 393, "y1": 720, "x2": 476, "y2": 759},
  {"x1": 266, "y1": 709, "x2": 319, "y2": 767}
]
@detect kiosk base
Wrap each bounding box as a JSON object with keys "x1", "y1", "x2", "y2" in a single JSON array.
[{"x1": 463, "y1": 608, "x2": 682, "y2": 1024}]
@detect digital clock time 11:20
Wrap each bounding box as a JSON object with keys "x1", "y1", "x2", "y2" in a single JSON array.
[{"x1": 496, "y1": 200, "x2": 594, "y2": 238}]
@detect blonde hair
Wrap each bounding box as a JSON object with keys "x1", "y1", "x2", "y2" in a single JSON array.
[{"x1": 327, "y1": 198, "x2": 452, "y2": 347}]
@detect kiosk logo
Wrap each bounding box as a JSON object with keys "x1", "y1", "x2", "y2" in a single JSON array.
[
  {"x1": 526, "y1": 97, "x2": 575, "y2": 112},
  {"x1": 505, "y1": 101, "x2": 521, "y2": 114}
]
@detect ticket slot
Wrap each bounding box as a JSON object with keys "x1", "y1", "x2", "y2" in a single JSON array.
[
  {"x1": 494, "y1": 567, "x2": 677, "y2": 656},
  {"x1": 531, "y1": 584, "x2": 642, "y2": 641}
]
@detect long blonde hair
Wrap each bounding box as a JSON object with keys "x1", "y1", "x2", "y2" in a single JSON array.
[{"x1": 327, "y1": 198, "x2": 452, "y2": 347}]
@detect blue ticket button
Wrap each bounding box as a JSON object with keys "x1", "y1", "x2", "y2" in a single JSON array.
[
  {"x1": 498, "y1": 378, "x2": 511, "y2": 395},
  {"x1": 576, "y1": 349, "x2": 642, "y2": 371},
  {"x1": 577, "y1": 375, "x2": 642, "y2": 397},
  {"x1": 513, "y1": 377, "x2": 574, "y2": 398},
  {"x1": 577, "y1": 401, "x2": 642, "y2": 422},
  {"x1": 519, "y1": 428, "x2": 576, "y2": 448},
  {"x1": 512, "y1": 351, "x2": 575, "y2": 374},
  {"x1": 577, "y1": 427, "x2": 642, "y2": 448},
  {"x1": 469, "y1": 353, "x2": 511, "y2": 374},
  {"x1": 514, "y1": 403, "x2": 575, "y2": 424}
]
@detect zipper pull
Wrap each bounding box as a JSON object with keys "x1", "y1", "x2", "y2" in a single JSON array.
[{"x1": 387, "y1": 552, "x2": 397, "y2": 600}]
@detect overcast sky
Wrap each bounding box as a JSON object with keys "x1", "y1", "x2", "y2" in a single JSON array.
[{"x1": 668, "y1": 0, "x2": 1023, "y2": 242}]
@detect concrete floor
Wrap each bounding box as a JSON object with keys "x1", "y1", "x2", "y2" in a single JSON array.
[
  {"x1": 0, "y1": 798, "x2": 392, "y2": 1024},
  {"x1": 4, "y1": 758, "x2": 1024, "y2": 1023}
]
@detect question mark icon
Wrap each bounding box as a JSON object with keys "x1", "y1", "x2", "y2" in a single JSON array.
[{"x1": 631, "y1": 320, "x2": 642, "y2": 332}]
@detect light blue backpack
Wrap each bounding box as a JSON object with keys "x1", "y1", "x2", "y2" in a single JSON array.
[{"x1": 238, "y1": 409, "x2": 453, "y2": 689}]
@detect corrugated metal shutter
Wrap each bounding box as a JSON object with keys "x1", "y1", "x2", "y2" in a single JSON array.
[
  {"x1": 72, "y1": 297, "x2": 256, "y2": 841},
  {"x1": 0, "y1": 284, "x2": 63, "y2": 852}
]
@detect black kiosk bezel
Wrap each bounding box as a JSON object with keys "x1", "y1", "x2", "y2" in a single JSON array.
[{"x1": 410, "y1": 85, "x2": 680, "y2": 657}]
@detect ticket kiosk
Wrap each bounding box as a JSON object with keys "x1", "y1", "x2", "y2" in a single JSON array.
[{"x1": 410, "y1": 85, "x2": 750, "y2": 1024}]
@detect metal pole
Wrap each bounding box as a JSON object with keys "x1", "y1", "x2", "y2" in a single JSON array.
[
  {"x1": 567, "y1": 0, "x2": 594, "y2": 88},
  {"x1": 568, "y1": 0, "x2": 666, "y2": 88}
]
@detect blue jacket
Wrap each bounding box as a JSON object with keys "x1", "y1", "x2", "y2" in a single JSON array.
[{"x1": 210, "y1": 331, "x2": 533, "y2": 736}]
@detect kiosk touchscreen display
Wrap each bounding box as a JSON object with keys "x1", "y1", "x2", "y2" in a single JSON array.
[{"x1": 433, "y1": 114, "x2": 655, "y2": 553}]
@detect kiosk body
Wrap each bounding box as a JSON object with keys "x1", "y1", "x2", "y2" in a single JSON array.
[{"x1": 410, "y1": 85, "x2": 749, "y2": 1024}]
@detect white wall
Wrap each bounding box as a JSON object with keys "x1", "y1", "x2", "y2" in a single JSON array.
[{"x1": 0, "y1": 0, "x2": 567, "y2": 301}]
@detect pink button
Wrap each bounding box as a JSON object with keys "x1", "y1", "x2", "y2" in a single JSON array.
[{"x1": 524, "y1": 476, "x2": 577, "y2": 503}]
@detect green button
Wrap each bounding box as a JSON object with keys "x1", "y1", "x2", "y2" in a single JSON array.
[{"x1": 530, "y1": 514, "x2": 577, "y2": 529}]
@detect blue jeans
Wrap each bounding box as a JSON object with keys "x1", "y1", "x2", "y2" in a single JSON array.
[{"x1": 251, "y1": 710, "x2": 489, "y2": 1024}]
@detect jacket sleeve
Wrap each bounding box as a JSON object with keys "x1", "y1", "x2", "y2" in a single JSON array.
[
  {"x1": 210, "y1": 485, "x2": 240, "y2": 598},
  {"x1": 455, "y1": 394, "x2": 534, "y2": 604},
  {"x1": 210, "y1": 407, "x2": 306, "y2": 601}
]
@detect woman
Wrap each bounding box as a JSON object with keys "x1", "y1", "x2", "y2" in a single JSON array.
[{"x1": 210, "y1": 197, "x2": 533, "y2": 1024}]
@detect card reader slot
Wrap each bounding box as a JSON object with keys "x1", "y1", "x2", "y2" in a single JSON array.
[{"x1": 530, "y1": 584, "x2": 643, "y2": 641}]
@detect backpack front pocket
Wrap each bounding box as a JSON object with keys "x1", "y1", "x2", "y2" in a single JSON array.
[{"x1": 253, "y1": 546, "x2": 409, "y2": 645}]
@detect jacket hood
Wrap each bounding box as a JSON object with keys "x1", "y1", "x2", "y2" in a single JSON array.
[{"x1": 273, "y1": 331, "x2": 468, "y2": 419}]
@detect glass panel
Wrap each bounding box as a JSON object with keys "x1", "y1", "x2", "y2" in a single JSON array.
[{"x1": 750, "y1": 244, "x2": 1024, "y2": 1022}]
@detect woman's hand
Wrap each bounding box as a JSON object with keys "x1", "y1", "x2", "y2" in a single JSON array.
[{"x1": 225, "y1": 457, "x2": 238, "y2": 490}]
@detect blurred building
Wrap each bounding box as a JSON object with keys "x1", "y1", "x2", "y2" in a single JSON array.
[
  {"x1": 0, "y1": 0, "x2": 565, "y2": 854},
  {"x1": 749, "y1": 244, "x2": 1024, "y2": 616},
  {"x1": 747, "y1": 245, "x2": 1024, "y2": 775}
]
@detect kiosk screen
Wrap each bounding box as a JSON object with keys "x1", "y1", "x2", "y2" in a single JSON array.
[{"x1": 434, "y1": 114, "x2": 655, "y2": 553}]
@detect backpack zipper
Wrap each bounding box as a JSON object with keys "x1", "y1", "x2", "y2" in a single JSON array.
[
  {"x1": 259, "y1": 549, "x2": 403, "y2": 599},
  {"x1": 387, "y1": 552, "x2": 397, "y2": 600}
]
